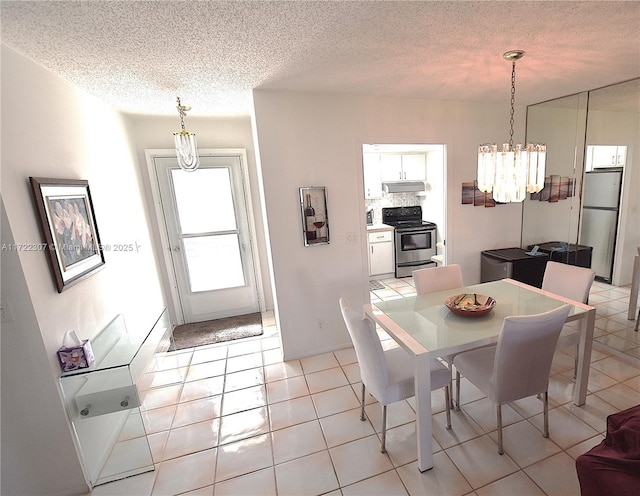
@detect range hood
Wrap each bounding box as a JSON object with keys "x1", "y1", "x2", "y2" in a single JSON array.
[{"x1": 382, "y1": 181, "x2": 426, "y2": 193}]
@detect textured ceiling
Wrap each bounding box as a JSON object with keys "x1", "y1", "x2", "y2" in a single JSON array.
[{"x1": 2, "y1": 1, "x2": 639, "y2": 116}]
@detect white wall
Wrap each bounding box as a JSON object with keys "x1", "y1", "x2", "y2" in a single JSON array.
[
  {"x1": 1, "y1": 201, "x2": 88, "y2": 496},
  {"x1": 128, "y1": 115, "x2": 274, "y2": 321},
  {"x1": 1, "y1": 45, "x2": 165, "y2": 495},
  {"x1": 252, "y1": 89, "x2": 524, "y2": 359}
]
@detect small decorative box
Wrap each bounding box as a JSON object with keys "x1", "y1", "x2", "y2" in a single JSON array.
[{"x1": 57, "y1": 333, "x2": 95, "y2": 372}]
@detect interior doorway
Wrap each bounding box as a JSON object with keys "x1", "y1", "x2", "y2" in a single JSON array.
[
  {"x1": 362, "y1": 143, "x2": 448, "y2": 267},
  {"x1": 147, "y1": 150, "x2": 264, "y2": 325}
]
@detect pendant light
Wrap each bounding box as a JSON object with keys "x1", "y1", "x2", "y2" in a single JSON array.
[
  {"x1": 477, "y1": 50, "x2": 546, "y2": 203},
  {"x1": 174, "y1": 97, "x2": 199, "y2": 172}
]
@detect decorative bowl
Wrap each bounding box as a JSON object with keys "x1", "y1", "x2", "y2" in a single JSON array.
[{"x1": 444, "y1": 293, "x2": 496, "y2": 318}]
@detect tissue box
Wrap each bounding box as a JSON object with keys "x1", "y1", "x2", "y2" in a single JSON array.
[{"x1": 57, "y1": 340, "x2": 95, "y2": 372}]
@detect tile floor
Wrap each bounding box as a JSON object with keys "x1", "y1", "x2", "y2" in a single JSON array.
[
  {"x1": 589, "y1": 281, "x2": 640, "y2": 360},
  {"x1": 91, "y1": 278, "x2": 640, "y2": 496}
]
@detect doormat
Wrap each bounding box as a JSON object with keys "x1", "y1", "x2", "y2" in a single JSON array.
[
  {"x1": 171, "y1": 312, "x2": 263, "y2": 350},
  {"x1": 369, "y1": 280, "x2": 385, "y2": 290}
]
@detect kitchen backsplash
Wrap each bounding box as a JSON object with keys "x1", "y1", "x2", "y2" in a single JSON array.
[{"x1": 365, "y1": 192, "x2": 423, "y2": 224}]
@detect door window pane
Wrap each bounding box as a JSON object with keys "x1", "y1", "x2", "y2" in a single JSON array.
[
  {"x1": 183, "y1": 235, "x2": 245, "y2": 292},
  {"x1": 171, "y1": 168, "x2": 237, "y2": 234}
]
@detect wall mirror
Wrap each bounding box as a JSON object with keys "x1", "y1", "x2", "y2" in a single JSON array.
[
  {"x1": 522, "y1": 91, "x2": 588, "y2": 251},
  {"x1": 523, "y1": 78, "x2": 640, "y2": 286}
]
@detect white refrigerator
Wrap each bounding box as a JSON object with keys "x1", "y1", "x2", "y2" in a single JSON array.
[{"x1": 579, "y1": 168, "x2": 623, "y2": 282}]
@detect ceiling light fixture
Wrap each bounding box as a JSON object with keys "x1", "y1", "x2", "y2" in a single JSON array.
[
  {"x1": 174, "y1": 97, "x2": 199, "y2": 172},
  {"x1": 477, "y1": 50, "x2": 546, "y2": 203}
]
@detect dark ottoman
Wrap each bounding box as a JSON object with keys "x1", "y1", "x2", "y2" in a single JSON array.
[{"x1": 576, "y1": 404, "x2": 640, "y2": 495}]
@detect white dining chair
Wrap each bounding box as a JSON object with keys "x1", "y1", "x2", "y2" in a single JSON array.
[
  {"x1": 339, "y1": 297, "x2": 452, "y2": 452},
  {"x1": 453, "y1": 304, "x2": 571, "y2": 455},
  {"x1": 413, "y1": 264, "x2": 464, "y2": 406},
  {"x1": 413, "y1": 264, "x2": 464, "y2": 294},
  {"x1": 542, "y1": 261, "x2": 596, "y2": 375}
]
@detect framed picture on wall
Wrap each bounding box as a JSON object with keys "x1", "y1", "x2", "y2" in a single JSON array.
[
  {"x1": 299, "y1": 186, "x2": 329, "y2": 246},
  {"x1": 30, "y1": 177, "x2": 105, "y2": 293}
]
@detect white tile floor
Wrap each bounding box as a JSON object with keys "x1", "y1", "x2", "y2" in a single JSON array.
[{"x1": 91, "y1": 279, "x2": 640, "y2": 496}]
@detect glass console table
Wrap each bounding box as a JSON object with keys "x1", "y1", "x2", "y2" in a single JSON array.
[{"x1": 60, "y1": 308, "x2": 171, "y2": 487}]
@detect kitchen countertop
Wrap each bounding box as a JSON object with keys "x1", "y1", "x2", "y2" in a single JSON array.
[{"x1": 366, "y1": 223, "x2": 394, "y2": 232}]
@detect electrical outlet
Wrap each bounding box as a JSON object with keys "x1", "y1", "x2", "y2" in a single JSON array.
[
  {"x1": 346, "y1": 232, "x2": 358, "y2": 244},
  {"x1": 317, "y1": 319, "x2": 324, "y2": 329}
]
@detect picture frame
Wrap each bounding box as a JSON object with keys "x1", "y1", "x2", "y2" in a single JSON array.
[
  {"x1": 299, "y1": 186, "x2": 330, "y2": 246},
  {"x1": 30, "y1": 177, "x2": 105, "y2": 293}
]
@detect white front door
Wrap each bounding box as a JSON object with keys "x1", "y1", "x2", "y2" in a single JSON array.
[{"x1": 151, "y1": 152, "x2": 260, "y2": 323}]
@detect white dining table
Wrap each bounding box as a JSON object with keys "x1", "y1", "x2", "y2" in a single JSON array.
[{"x1": 364, "y1": 278, "x2": 596, "y2": 472}]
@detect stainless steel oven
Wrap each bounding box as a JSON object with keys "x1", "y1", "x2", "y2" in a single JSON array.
[{"x1": 382, "y1": 206, "x2": 437, "y2": 278}]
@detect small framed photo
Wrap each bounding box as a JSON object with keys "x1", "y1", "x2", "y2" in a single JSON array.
[
  {"x1": 30, "y1": 177, "x2": 105, "y2": 293},
  {"x1": 299, "y1": 186, "x2": 329, "y2": 246}
]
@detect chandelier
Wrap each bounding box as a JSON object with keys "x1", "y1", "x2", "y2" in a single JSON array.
[
  {"x1": 477, "y1": 50, "x2": 546, "y2": 203},
  {"x1": 174, "y1": 97, "x2": 199, "y2": 172}
]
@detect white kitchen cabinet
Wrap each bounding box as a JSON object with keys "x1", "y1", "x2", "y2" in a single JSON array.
[
  {"x1": 401, "y1": 154, "x2": 427, "y2": 180},
  {"x1": 380, "y1": 154, "x2": 403, "y2": 181},
  {"x1": 368, "y1": 230, "x2": 395, "y2": 276},
  {"x1": 379, "y1": 153, "x2": 426, "y2": 182},
  {"x1": 587, "y1": 145, "x2": 626, "y2": 170},
  {"x1": 363, "y1": 153, "x2": 383, "y2": 199}
]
